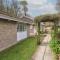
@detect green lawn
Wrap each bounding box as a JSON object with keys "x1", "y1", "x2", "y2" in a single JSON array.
[{"x1": 0, "y1": 37, "x2": 37, "y2": 60}]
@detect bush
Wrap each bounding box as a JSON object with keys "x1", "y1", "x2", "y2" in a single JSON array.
[{"x1": 49, "y1": 38, "x2": 60, "y2": 54}]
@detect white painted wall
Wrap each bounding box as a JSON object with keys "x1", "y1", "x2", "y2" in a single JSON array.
[
  {"x1": 17, "y1": 31, "x2": 27, "y2": 41},
  {"x1": 29, "y1": 25, "x2": 37, "y2": 36},
  {"x1": 58, "y1": 20, "x2": 60, "y2": 26}
]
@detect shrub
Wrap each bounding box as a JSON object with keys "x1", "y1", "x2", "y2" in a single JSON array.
[{"x1": 50, "y1": 38, "x2": 60, "y2": 54}]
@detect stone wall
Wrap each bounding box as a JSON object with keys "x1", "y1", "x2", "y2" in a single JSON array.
[{"x1": 0, "y1": 20, "x2": 17, "y2": 51}]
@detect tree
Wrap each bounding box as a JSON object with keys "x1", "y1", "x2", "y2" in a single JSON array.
[
  {"x1": 0, "y1": 0, "x2": 22, "y2": 17},
  {"x1": 0, "y1": 0, "x2": 4, "y2": 13},
  {"x1": 12, "y1": 0, "x2": 21, "y2": 17},
  {"x1": 12, "y1": 0, "x2": 18, "y2": 17},
  {"x1": 0, "y1": 0, "x2": 2, "y2": 12},
  {"x1": 56, "y1": 0, "x2": 60, "y2": 13},
  {"x1": 20, "y1": 1, "x2": 28, "y2": 16}
]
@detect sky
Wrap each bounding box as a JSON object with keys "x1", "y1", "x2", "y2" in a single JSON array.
[{"x1": 20, "y1": 0, "x2": 57, "y2": 17}]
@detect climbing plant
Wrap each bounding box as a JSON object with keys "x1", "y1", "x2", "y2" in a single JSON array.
[
  {"x1": 34, "y1": 14, "x2": 60, "y2": 45},
  {"x1": 34, "y1": 16, "x2": 41, "y2": 45}
]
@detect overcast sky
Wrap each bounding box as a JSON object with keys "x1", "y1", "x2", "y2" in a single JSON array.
[{"x1": 20, "y1": 0, "x2": 57, "y2": 17}]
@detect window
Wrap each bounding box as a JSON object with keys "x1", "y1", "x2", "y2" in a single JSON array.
[{"x1": 17, "y1": 23, "x2": 27, "y2": 32}]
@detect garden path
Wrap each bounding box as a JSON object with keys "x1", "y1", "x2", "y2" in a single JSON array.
[{"x1": 32, "y1": 34, "x2": 54, "y2": 60}]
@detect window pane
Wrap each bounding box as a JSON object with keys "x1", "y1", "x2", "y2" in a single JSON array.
[{"x1": 17, "y1": 23, "x2": 27, "y2": 32}]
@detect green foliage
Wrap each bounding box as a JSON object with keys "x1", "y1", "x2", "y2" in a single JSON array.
[
  {"x1": 50, "y1": 31, "x2": 60, "y2": 54},
  {"x1": 34, "y1": 14, "x2": 60, "y2": 24},
  {"x1": 34, "y1": 16, "x2": 41, "y2": 23},
  {"x1": 0, "y1": 37, "x2": 37, "y2": 60},
  {"x1": 56, "y1": 32, "x2": 60, "y2": 40},
  {"x1": 50, "y1": 38, "x2": 60, "y2": 54}
]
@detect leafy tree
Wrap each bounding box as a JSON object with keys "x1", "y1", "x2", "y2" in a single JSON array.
[{"x1": 0, "y1": 0, "x2": 28, "y2": 17}]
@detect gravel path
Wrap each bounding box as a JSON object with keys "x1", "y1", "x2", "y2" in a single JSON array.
[{"x1": 32, "y1": 34, "x2": 54, "y2": 60}]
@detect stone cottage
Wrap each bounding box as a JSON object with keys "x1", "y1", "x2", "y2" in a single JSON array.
[{"x1": 0, "y1": 14, "x2": 36, "y2": 51}]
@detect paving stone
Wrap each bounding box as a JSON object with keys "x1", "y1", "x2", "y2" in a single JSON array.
[{"x1": 32, "y1": 34, "x2": 54, "y2": 60}]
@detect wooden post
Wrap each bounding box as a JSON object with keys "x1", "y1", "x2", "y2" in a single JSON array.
[
  {"x1": 37, "y1": 22, "x2": 41, "y2": 45},
  {"x1": 54, "y1": 19, "x2": 58, "y2": 40}
]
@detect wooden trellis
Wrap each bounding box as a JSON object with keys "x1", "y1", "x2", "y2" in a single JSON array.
[{"x1": 34, "y1": 14, "x2": 60, "y2": 44}]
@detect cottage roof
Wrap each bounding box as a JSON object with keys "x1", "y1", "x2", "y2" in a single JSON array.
[{"x1": 0, "y1": 14, "x2": 34, "y2": 24}]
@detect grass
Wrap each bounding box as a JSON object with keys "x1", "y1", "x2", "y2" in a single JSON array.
[{"x1": 0, "y1": 37, "x2": 37, "y2": 60}]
